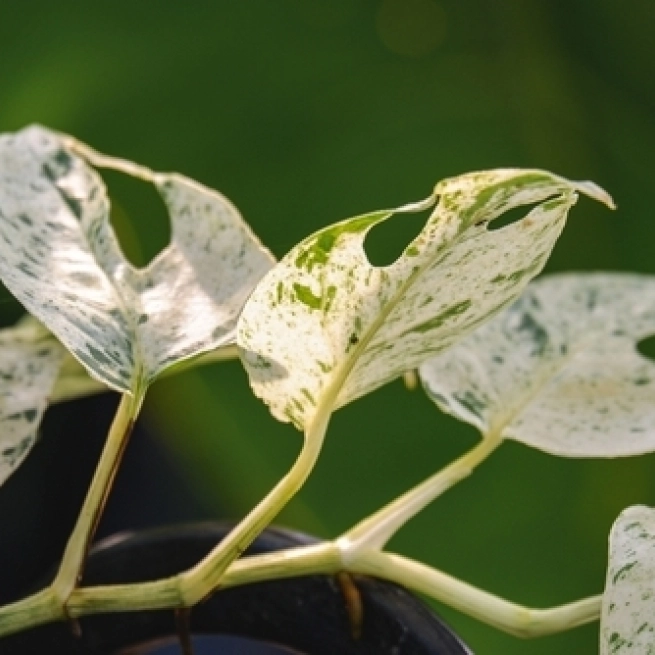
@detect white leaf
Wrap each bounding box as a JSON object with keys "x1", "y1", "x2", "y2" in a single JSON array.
[
  {"x1": 0, "y1": 319, "x2": 66, "y2": 486},
  {"x1": 420, "y1": 273, "x2": 655, "y2": 457},
  {"x1": 601, "y1": 505, "x2": 655, "y2": 654},
  {"x1": 238, "y1": 169, "x2": 612, "y2": 429},
  {"x1": 0, "y1": 126, "x2": 274, "y2": 393}
]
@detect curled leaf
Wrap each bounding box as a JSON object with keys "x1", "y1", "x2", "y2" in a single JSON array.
[
  {"x1": 601, "y1": 505, "x2": 655, "y2": 654},
  {"x1": 420, "y1": 273, "x2": 655, "y2": 457},
  {"x1": 238, "y1": 169, "x2": 612, "y2": 430},
  {"x1": 0, "y1": 319, "x2": 65, "y2": 485},
  {"x1": 0, "y1": 126, "x2": 274, "y2": 393}
]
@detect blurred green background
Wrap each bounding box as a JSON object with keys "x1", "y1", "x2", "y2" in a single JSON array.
[{"x1": 1, "y1": 1, "x2": 655, "y2": 653}]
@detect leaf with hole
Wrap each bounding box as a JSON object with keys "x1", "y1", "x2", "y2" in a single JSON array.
[
  {"x1": 0, "y1": 318, "x2": 66, "y2": 486},
  {"x1": 601, "y1": 505, "x2": 655, "y2": 654},
  {"x1": 0, "y1": 126, "x2": 275, "y2": 394},
  {"x1": 420, "y1": 273, "x2": 655, "y2": 456},
  {"x1": 238, "y1": 169, "x2": 612, "y2": 430}
]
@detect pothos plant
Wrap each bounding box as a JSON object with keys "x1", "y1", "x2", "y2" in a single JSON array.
[{"x1": 0, "y1": 125, "x2": 652, "y2": 654}]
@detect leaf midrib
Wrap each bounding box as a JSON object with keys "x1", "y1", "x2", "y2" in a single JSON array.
[{"x1": 319, "y1": 208, "x2": 469, "y2": 416}]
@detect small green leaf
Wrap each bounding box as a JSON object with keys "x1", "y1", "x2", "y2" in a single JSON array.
[
  {"x1": 0, "y1": 126, "x2": 274, "y2": 393},
  {"x1": 601, "y1": 506, "x2": 655, "y2": 654},
  {"x1": 0, "y1": 319, "x2": 65, "y2": 486},
  {"x1": 420, "y1": 273, "x2": 655, "y2": 457},
  {"x1": 238, "y1": 169, "x2": 612, "y2": 430}
]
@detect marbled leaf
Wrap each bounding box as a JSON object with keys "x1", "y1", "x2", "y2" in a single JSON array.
[
  {"x1": 238, "y1": 169, "x2": 612, "y2": 429},
  {"x1": 13, "y1": 314, "x2": 108, "y2": 402},
  {"x1": 0, "y1": 319, "x2": 65, "y2": 485},
  {"x1": 420, "y1": 273, "x2": 655, "y2": 456},
  {"x1": 0, "y1": 126, "x2": 274, "y2": 393},
  {"x1": 601, "y1": 505, "x2": 655, "y2": 654}
]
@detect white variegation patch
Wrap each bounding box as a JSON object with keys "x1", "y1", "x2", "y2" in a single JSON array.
[
  {"x1": 601, "y1": 506, "x2": 655, "y2": 654},
  {"x1": 420, "y1": 273, "x2": 655, "y2": 457},
  {"x1": 0, "y1": 319, "x2": 65, "y2": 485},
  {"x1": 0, "y1": 126, "x2": 274, "y2": 393},
  {"x1": 238, "y1": 169, "x2": 612, "y2": 429}
]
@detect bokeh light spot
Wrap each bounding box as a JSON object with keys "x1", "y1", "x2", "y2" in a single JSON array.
[
  {"x1": 376, "y1": 0, "x2": 446, "y2": 58},
  {"x1": 292, "y1": 0, "x2": 362, "y2": 29}
]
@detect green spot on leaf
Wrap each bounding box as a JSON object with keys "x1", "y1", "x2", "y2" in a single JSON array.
[
  {"x1": 293, "y1": 283, "x2": 322, "y2": 310},
  {"x1": 613, "y1": 561, "x2": 638, "y2": 585},
  {"x1": 324, "y1": 285, "x2": 337, "y2": 312},
  {"x1": 412, "y1": 300, "x2": 472, "y2": 334},
  {"x1": 317, "y1": 232, "x2": 337, "y2": 253}
]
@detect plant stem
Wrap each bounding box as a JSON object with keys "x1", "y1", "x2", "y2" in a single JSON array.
[
  {"x1": 0, "y1": 589, "x2": 64, "y2": 638},
  {"x1": 219, "y1": 541, "x2": 342, "y2": 587},
  {"x1": 66, "y1": 539, "x2": 600, "y2": 639},
  {"x1": 339, "y1": 432, "x2": 503, "y2": 554},
  {"x1": 0, "y1": 392, "x2": 143, "y2": 638},
  {"x1": 179, "y1": 423, "x2": 327, "y2": 603},
  {"x1": 68, "y1": 541, "x2": 342, "y2": 616},
  {"x1": 59, "y1": 402, "x2": 334, "y2": 616},
  {"x1": 51, "y1": 392, "x2": 143, "y2": 605},
  {"x1": 348, "y1": 549, "x2": 601, "y2": 638}
]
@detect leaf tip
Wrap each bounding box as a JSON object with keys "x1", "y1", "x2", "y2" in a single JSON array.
[{"x1": 574, "y1": 180, "x2": 616, "y2": 210}]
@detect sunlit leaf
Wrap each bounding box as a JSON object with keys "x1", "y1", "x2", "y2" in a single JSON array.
[
  {"x1": 420, "y1": 273, "x2": 655, "y2": 457},
  {"x1": 238, "y1": 169, "x2": 612, "y2": 429},
  {"x1": 601, "y1": 505, "x2": 655, "y2": 654},
  {"x1": 0, "y1": 125, "x2": 274, "y2": 393},
  {"x1": 0, "y1": 318, "x2": 65, "y2": 486}
]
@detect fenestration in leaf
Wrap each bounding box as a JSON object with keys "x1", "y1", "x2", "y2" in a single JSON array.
[
  {"x1": 0, "y1": 319, "x2": 65, "y2": 486},
  {"x1": 238, "y1": 169, "x2": 613, "y2": 430},
  {"x1": 420, "y1": 273, "x2": 655, "y2": 457},
  {"x1": 601, "y1": 505, "x2": 655, "y2": 655},
  {"x1": 0, "y1": 126, "x2": 274, "y2": 393}
]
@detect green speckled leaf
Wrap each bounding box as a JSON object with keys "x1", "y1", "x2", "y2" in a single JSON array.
[
  {"x1": 238, "y1": 169, "x2": 612, "y2": 429},
  {"x1": 0, "y1": 126, "x2": 274, "y2": 393},
  {"x1": 0, "y1": 319, "x2": 65, "y2": 486},
  {"x1": 601, "y1": 505, "x2": 655, "y2": 654},
  {"x1": 420, "y1": 273, "x2": 655, "y2": 457}
]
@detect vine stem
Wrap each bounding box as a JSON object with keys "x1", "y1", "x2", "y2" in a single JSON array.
[
  {"x1": 0, "y1": 391, "x2": 144, "y2": 637},
  {"x1": 0, "y1": 403, "x2": 596, "y2": 641},
  {"x1": 66, "y1": 541, "x2": 600, "y2": 639},
  {"x1": 176, "y1": 402, "x2": 332, "y2": 605},
  {"x1": 347, "y1": 549, "x2": 602, "y2": 638},
  {"x1": 61, "y1": 399, "x2": 334, "y2": 617},
  {"x1": 53, "y1": 391, "x2": 144, "y2": 603},
  {"x1": 0, "y1": 383, "x2": 332, "y2": 637},
  {"x1": 0, "y1": 411, "x2": 600, "y2": 642},
  {"x1": 222, "y1": 547, "x2": 602, "y2": 638},
  {"x1": 338, "y1": 431, "x2": 504, "y2": 555}
]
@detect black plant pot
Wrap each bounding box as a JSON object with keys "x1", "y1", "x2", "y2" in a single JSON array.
[{"x1": 0, "y1": 523, "x2": 472, "y2": 654}]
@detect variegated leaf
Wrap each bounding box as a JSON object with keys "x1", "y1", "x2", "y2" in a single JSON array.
[
  {"x1": 238, "y1": 169, "x2": 612, "y2": 429},
  {"x1": 601, "y1": 505, "x2": 655, "y2": 654},
  {"x1": 0, "y1": 126, "x2": 274, "y2": 393},
  {"x1": 13, "y1": 314, "x2": 109, "y2": 402},
  {"x1": 420, "y1": 273, "x2": 655, "y2": 457},
  {"x1": 0, "y1": 318, "x2": 66, "y2": 485}
]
